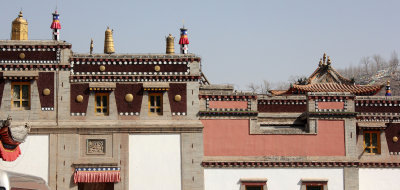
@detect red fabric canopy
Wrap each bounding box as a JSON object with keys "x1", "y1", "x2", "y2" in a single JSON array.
[
  {"x1": 0, "y1": 140, "x2": 21, "y2": 161},
  {"x1": 74, "y1": 168, "x2": 120, "y2": 183}
]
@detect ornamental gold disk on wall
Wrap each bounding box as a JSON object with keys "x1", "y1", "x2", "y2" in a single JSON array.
[
  {"x1": 393, "y1": 136, "x2": 399, "y2": 143},
  {"x1": 154, "y1": 65, "x2": 161, "y2": 72},
  {"x1": 76, "y1": 95, "x2": 84, "y2": 103},
  {"x1": 19, "y1": 53, "x2": 25, "y2": 59},
  {"x1": 99, "y1": 65, "x2": 106, "y2": 72},
  {"x1": 43, "y1": 88, "x2": 51, "y2": 96},
  {"x1": 125, "y1": 93, "x2": 134, "y2": 102},
  {"x1": 174, "y1": 95, "x2": 181, "y2": 102}
]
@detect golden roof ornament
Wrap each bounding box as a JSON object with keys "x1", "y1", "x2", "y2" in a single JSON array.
[
  {"x1": 323, "y1": 53, "x2": 327, "y2": 64},
  {"x1": 327, "y1": 56, "x2": 331, "y2": 65},
  {"x1": 104, "y1": 27, "x2": 115, "y2": 54},
  {"x1": 319, "y1": 59, "x2": 323, "y2": 66},
  {"x1": 90, "y1": 38, "x2": 94, "y2": 54},
  {"x1": 166, "y1": 34, "x2": 175, "y2": 54},
  {"x1": 11, "y1": 11, "x2": 28, "y2": 40}
]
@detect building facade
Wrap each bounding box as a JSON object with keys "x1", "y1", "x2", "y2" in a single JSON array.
[{"x1": 0, "y1": 11, "x2": 399, "y2": 190}]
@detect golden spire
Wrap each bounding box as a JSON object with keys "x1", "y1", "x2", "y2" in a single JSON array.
[
  {"x1": 166, "y1": 34, "x2": 175, "y2": 54},
  {"x1": 90, "y1": 38, "x2": 94, "y2": 54},
  {"x1": 11, "y1": 11, "x2": 28, "y2": 40},
  {"x1": 104, "y1": 27, "x2": 115, "y2": 54}
]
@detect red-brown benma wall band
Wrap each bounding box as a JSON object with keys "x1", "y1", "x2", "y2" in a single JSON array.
[
  {"x1": 114, "y1": 83, "x2": 143, "y2": 114},
  {"x1": 73, "y1": 64, "x2": 188, "y2": 73},
  {"x1": 37, "y1": 72, "x2": 54, "y2": 109},
  {"x1": 202, "y1": 161, "x2": 400, "y2": 168},
  {"x1": 0, "y1": 73, "x2": 4, "y2": 108},
  {"x1": 0, "y1": 51, "x2": 57, "y2": 61},
  {"x1": 168, "y1": 83, "x2": 187, "y2": 114},
  {"x1": 70, "y1": 83, "x2": 90, "y2": 114},
  {"x1": 385, "y1": 123, "x2": 400, "y2": 153}
]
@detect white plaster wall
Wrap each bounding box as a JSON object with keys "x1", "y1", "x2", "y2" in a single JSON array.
[
  {"x1": 0, "y1": 135, "x2": 49, "y2": 182},
  {"x1": 129, "y1": 134, "x2": 181, "y2": 190},
  {"x1": 359, "y1": 168, "x2": 400, "y2": 190},
  {"x1": 204, "y1": 168, "x2": 343, "y2": 190}
]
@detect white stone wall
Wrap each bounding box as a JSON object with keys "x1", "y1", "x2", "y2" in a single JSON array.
[
  {"x1": 0, "y1": 135, "x2": 49, "y2": 182},
  {"x1": 204, "y1": 168, "x2": 344, "y2": 190},
  {"x1": 359, "y1": 168, "x2": 400, "y2": 190},
  {"x1": 129, "y1": 134, "x2": 181, "y2": 190}
]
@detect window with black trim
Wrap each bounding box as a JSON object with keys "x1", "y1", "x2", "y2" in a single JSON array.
[
  {"x1": 364, "y1": 131, "x2": 380, "y2": 154},
  {"x1": 148, "y1": 92, "x2": 162, "y2": 115},
  {"x1": 240, "y1": 178, "x2": 267, "y2": 190},
  {"x1": 301, "y1": 178, "x2": 327, "y2": 190},
  {"x1": 11, "y1": 82, "x2": 30, "y2": 110},
  {"x1": 95, "y1": 93, "x2": 109, "y2": 116}
]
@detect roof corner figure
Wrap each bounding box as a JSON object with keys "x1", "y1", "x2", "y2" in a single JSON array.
[
  {"x1": 50, "y1": 10, "x2": 61, "y2": 41},
  {"x1": 179, "y1": 26, "x2": 189, "y2": 54}
]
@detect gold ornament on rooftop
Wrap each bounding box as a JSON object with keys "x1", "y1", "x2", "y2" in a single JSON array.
[
  {"x1": 76, "y1": 95, "x2": 84, "y2": 103},
  {"x1": 174, "y1": 95, "x2": 182, "y2": 102},
  {"x1": 166, "y1": 34, "x2": 175, "y2": 54},
  {"x1": 154, "y1": 65, "x2": 161, "y2": 72},
  {"x1": 43, "y1": 88, "x2": 51, "y2": 96},
  {"x1": 90, "y1": 38, "x2": 94, "y2": 55},
  {"x1": 11, "y1": 11, "x2": 28, "y2": 40},
  {"x1": 104, "y1": 27, "x2": 115, "y2": 54},
  {"x1": 125, "y1": 94, "x2": 134, "y2": 102},
  {"x1": 99, "y1": 65, "x2": 106, "y2": 72}
]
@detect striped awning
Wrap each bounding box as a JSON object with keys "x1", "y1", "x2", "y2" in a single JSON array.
[{"x1": 74, "y1": 167, "x2": 120, "y2": 183}]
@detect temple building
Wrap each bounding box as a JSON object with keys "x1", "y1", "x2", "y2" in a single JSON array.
[{"x1": 0, "y1": 11, "x2": 399, "y2": 190}]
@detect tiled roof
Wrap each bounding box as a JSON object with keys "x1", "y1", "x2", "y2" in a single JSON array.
[
  {"x1": 269, "y1": 90, "x2": 287, "y2": 96},
  {"x1": 287, "y1": 83, "x2": 383, "y2": 95}
]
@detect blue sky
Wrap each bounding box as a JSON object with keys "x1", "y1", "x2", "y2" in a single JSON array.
[{"x1": 0, "y1": 0, "x2": 399, "y2": 89}]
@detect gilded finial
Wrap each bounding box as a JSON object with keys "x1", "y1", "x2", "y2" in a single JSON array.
[
  {"x1": 323, "y1": 53, "x2": 327, "y2": 64},
  {"x1": 90, "y1": 38, "x2": 94, "y2": 54},
  {"x1": 319, "y1": 58, "x2": 323, "y2": 66},
  {"x1": 327, "y1": 56, "x2": 331, "y2": 65},
  {"x1": 166, "y1": 34, "x2": 175, "y2": 54},
  {"x1": 387, "y1": 80, "x2": 390, "y2": 85},
  {"x1": 104, "y1": 27, "x2": 115, "y2": 54},
  {"x1": 11, "y1": 11, "x2": 28, "y2": 40}
]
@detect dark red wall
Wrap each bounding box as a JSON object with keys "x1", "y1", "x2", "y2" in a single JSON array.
[
  {"x1": 258, "y1": 104, "x2": 307, "y2": 112},
  {"x1": 70, "y1": 84, "x2": 90, "y2": 113},
  {"x1": 385, "y1": 123, "x2": 400, "y2": 153},
  {"x1": 37, "y1": 72, "x2": 54, "y2": 108},
  {"x1": 0, "y1": 51, "x2": 57, "y2": 60},
  {"x1": 356, "y1": 106, "x2": 400, "y2": 113},
  {"x1": 0, "y1": 73, "x2": 4, "y2": 108},
  {"x1": 114, "y1": 83, "x2": 143, "y2": 113},
  {"x1": 73, "y1": 64, "x2": 187, "y2": 73},
  {"x1": 168, "y1": 83, "x2": 187, "y2": 113}
]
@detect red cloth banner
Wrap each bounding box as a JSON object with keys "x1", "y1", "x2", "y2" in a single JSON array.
[
  {"x1": 74, "y1": 168, "x2": 121, "y2": 183},
  {"x1": 0, "y1": 141, "x2": 21, "y2": 161}
]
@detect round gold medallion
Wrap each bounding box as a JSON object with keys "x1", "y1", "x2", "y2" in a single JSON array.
[
  {"x1": 19, "y1": 53, "x2": 25, "y2": 59},
  {"x1": 99, "y1": 65, "x2": 106, "y2": 72},
  {"x1": 125, "y1": 93, "x2": 134, "y2": 102},
  {"x1": 174, "y1": 95, "x2": 181, "y2": 102},
  {"x1": 76, "y1": 95, "x2": 84, "y2": 103},
  {"x1": 393, "y1": 136, "x2": 398, "y2": 143},
  {"x1": 43, "y1": 88, "x2": 51, "y2": 96},
  {"x1": 154, "y1": 65, "x2": 161, "y2": 72}
]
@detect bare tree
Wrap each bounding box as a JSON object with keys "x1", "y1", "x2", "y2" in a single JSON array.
[
  {"x1": 389, "y1": 51, "x2": 399, "y2": 76},
  {"x1": 260, "y1": 80, "x2": 271, "y2": 94},
  {"x1": 360, "y1": 56, "x2": 370, "y2": 75},
  {"x1": 247, "y1": 83, "x2": 260, "y2": 93},
  {"x1": 372, "y1": 54, "x2": 385, "y2": 72}
]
